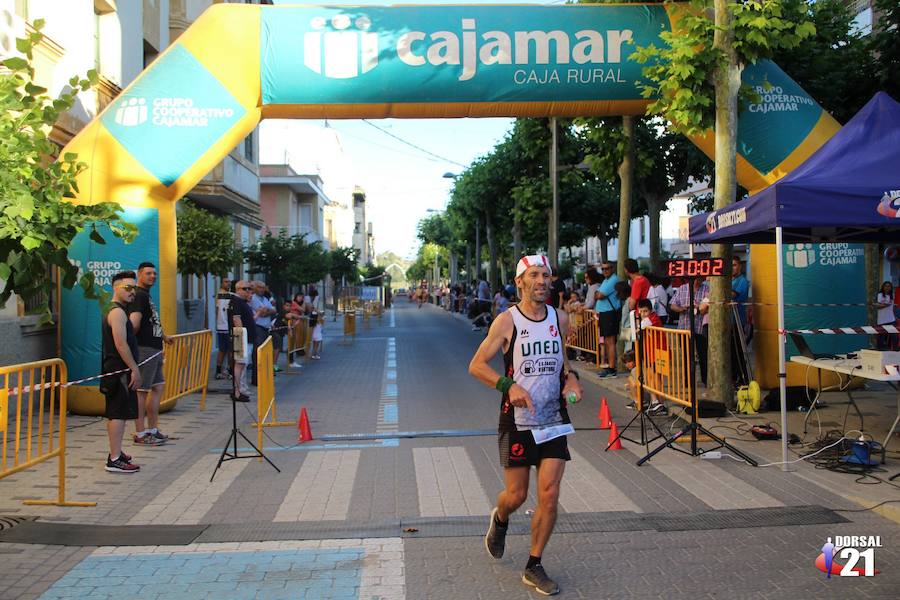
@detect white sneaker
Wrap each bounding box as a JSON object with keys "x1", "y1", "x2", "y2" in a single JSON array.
[{"x1": 290, "y1": 362, "x2": 303, "y2": 368}]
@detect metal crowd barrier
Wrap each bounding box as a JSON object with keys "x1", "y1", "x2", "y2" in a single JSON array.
[
  {"x1": 342, "y1": 310, "x2": 357, "y2": 344},
  {"x1": 637, "y1": 326, "x2": 693, "y2": 414},
  {"x1": 255, "y1": 337, "x2": 293, "y2": 458},
  {"x1": 565, "y1": 309, "x2": 603, "y2": 367},
  {"x1": 288, "y1": 319, "x2": 310, "y2": 366},
  {"x1": 0, "y1": 359, "x2": 95, "y2": 507},
  {"x1": 162, "y1": 329, "x2": 213, "y2": 410}
]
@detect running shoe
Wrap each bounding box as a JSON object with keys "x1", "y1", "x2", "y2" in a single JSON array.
[
  {"x1": 118, "y1": 452, "x2": 132, "y2": 463},
  {"x1": 484, "y1": 507, "x2": 507, "y2": 559},
  {"x1": 214, "y1": 371, "x2": 225, "y2": 380},
  {"x1": 150, "y1": 429, "x2": 169, "y2": 442},
  {"x1": 105, "y1": 456, "x2": 140, "y2": 473},
  {"x1": 647, "y1": 403, "x2": 668, "y2": 416},
  {"x1": 626, "y1": 400, "x2": 637, "y2": 410},
  {"x1": 133, "y1": 433, "x2": 165, "y2": 446},
  {"x1": 522, "y1": 564, "x2": 559, "y2": 596},
  {"x1": 273, "y1": 366, "x2": 283, "y2": 373},
  {"x1": 598, "y1": 368, "x2": 617, "y2": 378},
  {"x1": 290, "y1": 362, "x2": 303, "y2": 369}
]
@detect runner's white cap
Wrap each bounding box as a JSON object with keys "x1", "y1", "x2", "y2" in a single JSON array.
[{"x1": 515, "y1": 255, "x2": 550, "y2": 278}]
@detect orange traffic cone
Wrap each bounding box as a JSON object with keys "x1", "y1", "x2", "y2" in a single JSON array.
[
  {"x1": 598, "y1": 397, "x2": 612, "y2": 430},
  {"x1": 298, "y1": 407, "x2": 313, "y2": 443},
  {"x1": 606, "y1": 422, "x2": 623, "y2": 451}
]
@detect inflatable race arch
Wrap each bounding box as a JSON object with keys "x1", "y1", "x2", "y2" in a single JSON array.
[{"x1": 59, "y1": 3, "x2": 840, "y2": 407}]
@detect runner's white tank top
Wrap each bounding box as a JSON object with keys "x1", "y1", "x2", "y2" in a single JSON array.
[{"x1": 501, "y1": 305, "x2": 568, "y2": 432}]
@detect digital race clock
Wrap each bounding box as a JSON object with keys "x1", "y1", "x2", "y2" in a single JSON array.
[{"x1": 665, "y1": 258, "x2": 727, "y2": 277}]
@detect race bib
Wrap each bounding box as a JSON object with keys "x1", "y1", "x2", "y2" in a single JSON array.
[{"x1": 531, "y1": 424, "x2": 575, "y2": 445}]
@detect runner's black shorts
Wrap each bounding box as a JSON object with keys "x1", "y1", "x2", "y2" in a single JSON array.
[
  {"x1": 598, "y1": 309, "x2": 620, "y2": 337},
  {"x1": 101, "y1": 373, "x2": 138, "y2": 421},
  {"x1": 498, "y1": 429, "x2": 571, "y2": 468}
]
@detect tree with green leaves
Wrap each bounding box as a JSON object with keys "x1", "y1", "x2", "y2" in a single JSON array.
[
  {"x1": 633, "y1": 0, "x2": 815, "y2": 404},
  {"x1": 0, "y1": 23, "x2": 136, "y2": 322},
  {"x1": 176, "y1": 200, "x2": 241, "y2": 325},
  {"x1": 245, "y1": 231, "x2": 330, "y2": 299},
  {"x1": 328, "y1": 246, "x2": 360, "y2": 314}
]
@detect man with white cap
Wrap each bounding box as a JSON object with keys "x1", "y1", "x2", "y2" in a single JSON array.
[{"x1": 469, "y1": 254, "x2": 583, "y2": 596}]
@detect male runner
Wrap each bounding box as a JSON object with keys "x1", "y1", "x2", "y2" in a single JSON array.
[{"x1": 469, "y1": 254, "x2": 583, "y2": 596}]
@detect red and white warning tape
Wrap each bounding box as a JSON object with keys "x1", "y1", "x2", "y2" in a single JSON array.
[
  {"x1": 5, "y1": 350, "x2": 163, "y2": 397},
  {"x1": 780, "y1": 325, "x2": 900, "y2": 335}
]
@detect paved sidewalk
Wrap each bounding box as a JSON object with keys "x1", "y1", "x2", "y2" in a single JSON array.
[{"x1": 1, "y1": 301, "x2": 898, "y2": 599}]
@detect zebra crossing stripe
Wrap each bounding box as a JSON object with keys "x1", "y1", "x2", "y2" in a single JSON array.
[
  {"x1": 128, "y1": 455, "x2": 250, "y2": 525},
  {"x1": 274, "y1": 450, "x2": 361, "y2": 521},
  {"x1": 413, "y1": 446, "x2": 491, "y2": 517}
]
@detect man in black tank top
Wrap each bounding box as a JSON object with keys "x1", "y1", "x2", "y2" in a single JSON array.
[
  {"x1": 469, "y1": 255, "x2": 583, "y2": 596},
  {"x1": 101, "y1": 271, "x2": 143, "y2": 473}
]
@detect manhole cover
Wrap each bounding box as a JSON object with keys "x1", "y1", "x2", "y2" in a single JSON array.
[{"x1": 0, "y1": 516, "x2": 37, "y2": 531}]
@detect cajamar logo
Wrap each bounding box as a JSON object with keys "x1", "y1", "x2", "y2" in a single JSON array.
[{"x1": 303, "y1": 14, "x2": 378, "y2": 79}]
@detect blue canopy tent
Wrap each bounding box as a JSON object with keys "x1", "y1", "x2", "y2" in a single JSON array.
[{"x1": 688, "y1": 92, "x2": 900, "y2": 468}]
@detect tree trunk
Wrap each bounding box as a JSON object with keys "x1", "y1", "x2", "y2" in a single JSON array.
[
  {"x1": 465, "y1": 243, "x2": 472, "y2": 284},
  {"x1": 486, "y1": 212, "x2": 498, "y2": 291},
  {"x1": 616, "y1": 116, "x2": 635, "y2": 279},
  {"x1": 449, "y1": 250, "x2": 458, "y2": 285},
  {"x1": 647, "y1": 195, "x2": 663, "y2": 274},
  {"x1": 709, "y1": 1, "x2": 741, "y2": 406},
  {"x1": 474, "y1": 217, "x2": 482, "y2": 281},
  {"x1": 599, "y1": 233, "x2": 608, "y2": 264}
]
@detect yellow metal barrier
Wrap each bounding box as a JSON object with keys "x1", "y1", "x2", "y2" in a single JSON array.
[
  {"x1": 565, "y1": 309, "x2": 602, "y2": 368},
  {"x1": 0, "y1": 359, "x2": 95, "y2": 507},
  {"x1": 255, "y1": 337, "x2": 293, "y2": 458},
  {"x1": 638, "y1": 326, "x2": 693, "y2": 413},
  {"x1": 342, "y1": 310, "x2": 357, "y2": 344},
  {"x1": 288, "y1": 319, "x2": 310, "y2": 366},
  {"x1": 162, "y1": 330, "x2": 213, "y2": 411}
]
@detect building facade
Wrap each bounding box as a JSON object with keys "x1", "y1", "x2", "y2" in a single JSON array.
[{"x1": 0, "y1": 0, "x2": 269, "y2": 362}]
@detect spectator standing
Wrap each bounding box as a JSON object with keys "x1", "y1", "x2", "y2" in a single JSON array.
[
  {"x1": 496, "y1": 288, "x2": 511, "y2": 314},
  {"x1": 615, "y1": 280, "x2": 633, "y2": 354},
  {"x1": 731, "y1": 257, "x2": 751, "y2": 384},
  {"x1": 214, "y1": 278, "x2": 233, "y2": 380},
  {"x1": 250, "y1": 281, "x2": 276, "y2": 385},
  {"x1": 309, "y1": 288, "x2": 323, "y2": 359},
  {"x1": 624, "y1": 258, "x2": 650, "y2": 312},
  {"x1": 228, "y1": 280, "x2": 255, "y2": 400},
  {"x1": 270, "y1": 295, "x2": 287, "y2": 372},
  {"x1": 101, "y1": 271, "x2": 142, "y2": 473},
  {"x1": 548, "y1": 268, "x2": 566, "y2": 308},
  {"x1": 731, "y1": 257, "x2": 750, "y2": 333},
  {"x1": 646, "y1": 274, "x2": 669, "y2": 321},
  {"x1": 875, "y1": 281, "x2": 897, "y2": 350},
  {"x1": 128, "y1": 262, "x2": 171, "y2": 446},
  {"x1": 584, "y1": 268, "x2": 602, "y2": 314},
  {"x1": 670, "y1": 276, "x2": 711, "y2": 386},
  {"x1": 595, "y1": 262, "x2": 621, "y2": 377}
]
